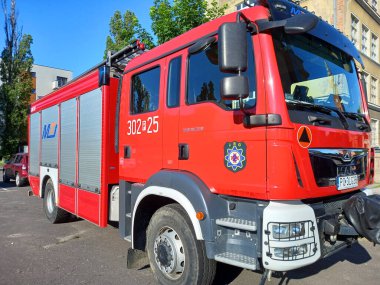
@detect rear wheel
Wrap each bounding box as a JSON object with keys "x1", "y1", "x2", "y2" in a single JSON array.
[
  {"x1": 2, "y1": 171, "x2": 10, "y2": 183},
  {"x1": 43, "y1": 179, "x2": 69, "y2": 223},
  {"x1": 146, "y1": 204, "x2": 216, "y2": 285},
  {"x1": 15, "y1": 173, "x2": 24, "y2": 187}
]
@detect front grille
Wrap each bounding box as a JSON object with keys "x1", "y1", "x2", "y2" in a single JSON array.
[{"x1": 309, "y1": 149, "x2": 367, "y2": 187}]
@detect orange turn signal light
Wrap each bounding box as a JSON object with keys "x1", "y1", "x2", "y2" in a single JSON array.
[{"x1": 196, "y1": 211, "x2": 205, "y2": 220}]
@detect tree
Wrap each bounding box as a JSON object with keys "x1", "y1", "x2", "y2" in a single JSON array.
[
  {"x1": 205, "y1": 0, "x2": 228, "y2": 22},
  {"x1": 150, "y1": 0, "x2": 227, "y2": 45},
  {"x1": 0, "y1": 0, "x2": 33, "y2": 158},
  {"x1": 105, "y1": 10, "x2": 154, "y2": 57}
]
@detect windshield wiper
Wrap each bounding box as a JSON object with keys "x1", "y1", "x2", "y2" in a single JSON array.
[
  {"x1": 342, "y1": 111, "x2": 364, "y2": 121},
  {"x1": 342, "y1": 111, "x2": 371, "y2": 131},
  {"x1": 286, "y1": 99, "x2": 349, "y2": 129}
]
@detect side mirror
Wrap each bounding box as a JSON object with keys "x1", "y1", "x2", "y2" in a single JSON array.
[
  {"x1": 218, "y1": 22, "x2": 248, "y2": 73},
  {"x1": 221, "y1": 76, "x2": 249, "y2": 101}
]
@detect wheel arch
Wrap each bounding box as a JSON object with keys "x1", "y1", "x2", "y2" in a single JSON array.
[
  {"x1": 132, "y1": 195, "x2": 180, "y2": 250},
  {"x1": 130, "y1": 170, "x2": 227, "y2": 251},
  {"x1": 39, "y1": 167, "x2": 58, "y2": 201},
  {"x1": 40, "y1": 174, "x2": 51, "y2": 198}
]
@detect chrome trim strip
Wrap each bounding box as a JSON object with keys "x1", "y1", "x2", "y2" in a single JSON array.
[{"x1": 308, "y1": 149, "x2": 368, "y2": 162}]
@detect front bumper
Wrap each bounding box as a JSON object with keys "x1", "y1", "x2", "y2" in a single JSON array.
[{"x1": 262, "y1": 201, "x2": 321, "y2": 271}]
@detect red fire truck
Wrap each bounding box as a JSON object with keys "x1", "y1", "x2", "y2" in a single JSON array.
[{"x1": 28, "y1": 0, "x2": 380, "y2": 284}]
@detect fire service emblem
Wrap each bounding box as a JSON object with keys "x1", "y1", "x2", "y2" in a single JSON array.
[{"x1": 224, "y1": 142, "x2": 247, "y2": 172}]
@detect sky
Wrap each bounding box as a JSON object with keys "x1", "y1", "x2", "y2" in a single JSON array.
[{"x1": 0, "y1": 0, "x2": 155, "y2": 77}]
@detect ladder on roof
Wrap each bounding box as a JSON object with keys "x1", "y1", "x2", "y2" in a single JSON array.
[
  {"x1": 105, "y1": 40, "x2": 147, "y2": 72},
  {"x1": 73, "y1": 40, "x2": 147, "y2": 85}
]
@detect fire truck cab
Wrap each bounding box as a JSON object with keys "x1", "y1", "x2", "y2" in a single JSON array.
[{"x1": 28, "y1": 1, "x2": 380, "y2": 284}]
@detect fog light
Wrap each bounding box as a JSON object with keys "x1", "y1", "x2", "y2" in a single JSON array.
[
  {"x1": 272, "y1": 222, "x2": 305, "y2": 239},
  {"x1": 273, "y1": 244, "x2": 308, "y2": 259}
]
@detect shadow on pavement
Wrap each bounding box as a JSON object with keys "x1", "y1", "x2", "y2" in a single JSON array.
[
  {"x1": 0, "y1": 180, "x2": 18, "y2": 189},
  {"x1": 279, "y1": 242, "x2": 371, "y2": 284},
  {"x1": 212, "y1": 263, "x2": 244, "y2": 285}
]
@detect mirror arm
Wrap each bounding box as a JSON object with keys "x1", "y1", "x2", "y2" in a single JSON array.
[
  {"x1": 236, "y1": 12, "x2": 258, "y2": 34},
  {"x1": 237, "y1": 71, "x2": 250, "y2": 116},
  {"x1": 239, "y1": 97, "x2": 249, "y2": 116}
]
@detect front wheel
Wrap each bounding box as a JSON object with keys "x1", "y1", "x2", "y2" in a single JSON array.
[
  {"x1": 43, "y1": 179, "x2": 69, "y2": 223},
  {"x1": 146, "y1": 204, "x2": 216, "y2": 285}
]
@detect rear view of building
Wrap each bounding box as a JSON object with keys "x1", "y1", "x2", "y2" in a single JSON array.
[{"x1": 30, "y1": 64, "x2": 73, "y2": 102}]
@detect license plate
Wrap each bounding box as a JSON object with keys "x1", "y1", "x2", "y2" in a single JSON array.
[{"x1": 336, "y1": 175, "x2": 358, "y2": 190}]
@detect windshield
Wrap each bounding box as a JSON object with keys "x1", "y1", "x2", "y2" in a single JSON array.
[{"x1": 273, "y1": 32, "x2": 363, "y2": 115}]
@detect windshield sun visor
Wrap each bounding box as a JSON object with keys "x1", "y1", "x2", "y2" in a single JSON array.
[{"x1": 267, "y1": 0, "x2": 364, "y2": 68}]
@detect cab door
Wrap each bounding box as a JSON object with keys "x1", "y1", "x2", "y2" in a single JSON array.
[
  {"x1": 178, "y1": 34, "x2": 267, "y2": 199},
  {"x1": 119, "y1": 59, "x2": 164, "y2": 182},
  {"x1": 162, "y1": 52, "x2": 184, "y2": 170}
]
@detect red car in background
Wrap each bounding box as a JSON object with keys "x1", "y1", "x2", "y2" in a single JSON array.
[{"x1": 2, "y1": 153, "x2": 29, "y2": 187}]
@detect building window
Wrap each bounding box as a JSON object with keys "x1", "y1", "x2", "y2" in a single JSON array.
[
  {"x1": 370, "y1": 76, "x2": 378, "y2": 105},
  {"x1": 372, "y1": 0, "x2": 378, "y2": 11},
  {"x1": 236, "y1": 0, "x2": 255, "y2": 10},
  {"x1": 371, "y1": 33, "x2": 378, "y2": 62},
  {"x1": 351, "y1": 15, "x2": 359, "y2": 48},
  {"x1": 371, "y1": 119, "x2": 379, "y2": 147},
  {"x1": 361, "y1": 25, "x2": 369, "y2": 55},
  {"x1": 362, "y1": 71, "x2": 369, "y2": 98},
  {"x1": 131, "y1": 66, "x2": 161, "y2": 114},
  {"x1": 31, "y1": 72, "x2": 36, "y2": 78},
  {"x1": 57, "y1": 76, "x2": 68, "y2": 87},
  {"x1": 32, "y1": 88, "x2": 36, "y2": 94}
]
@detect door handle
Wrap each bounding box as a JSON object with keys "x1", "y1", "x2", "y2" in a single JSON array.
[
  {"x1": 178, "y1": 144, "x2": 189, "y2": 160},
  {"x1": 124, "y1": 146, "x2": 131, "y2": 159}
]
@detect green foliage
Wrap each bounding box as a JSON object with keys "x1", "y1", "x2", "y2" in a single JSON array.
[
  {"x1": 205, "y1": 0, "x2": 228, "y2": 22},
  {"x1": 105, "y1": 10, "x2": 155, "y2": 57},
  {"x1": 150, "y1": 0, "x2": 177, "y2": 45},
  {"x1": 150, "y1": 0, "x2": 227, "y2": 45},
  {"x1": 0, "y1": 0, "x2": 33, "y2": 157},
  {"x1": 105, "y1": 0, "x2": 227, "y2": 54}
]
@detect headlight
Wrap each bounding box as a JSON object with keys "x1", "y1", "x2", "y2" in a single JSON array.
[
  {"x1": 272, "y1": 222, "x2": 305, "y2": 239},
  {"x1": 273, "y1": 244, "x2": 308, "y2": 259}
]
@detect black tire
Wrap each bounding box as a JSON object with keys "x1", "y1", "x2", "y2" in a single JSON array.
[
  {"x1": 2, "y1": 170, "x2": 10, "y2": 183},
  {"x1": 15, "y1": 173, "x2": 23, "y2": 187},
  {"x1": 146, "y1": 204, "x2": 216, "y2": 285},
  {"x1": 43, "y1": 179, "x2": 69, "y2": 223}
]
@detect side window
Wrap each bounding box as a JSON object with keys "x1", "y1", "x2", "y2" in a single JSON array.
[
  {"x1": 167, "y1": 56, "x2": 182, "y2": 108},
  {"x1": 15, "y1": 155, "x2": 22, "y2": 163},
  {"x1": 187, "y1": 34, "x2": 256, "y2": 110},
  {"x1": 131, "y1": 66, "x2": 161, "y2": 114}
]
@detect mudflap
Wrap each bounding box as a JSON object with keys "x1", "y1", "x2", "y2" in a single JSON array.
[
  {"x1": 343, "y1": 194, "x2": 380, "y2": 244},
  {"x1": 126, "y1": 248, "x2": 148, "y2": 269}
]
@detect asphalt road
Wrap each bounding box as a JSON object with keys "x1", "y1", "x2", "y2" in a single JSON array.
[{"x1": 1, "y1": 177, "x2": 380, "y2": 285}]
